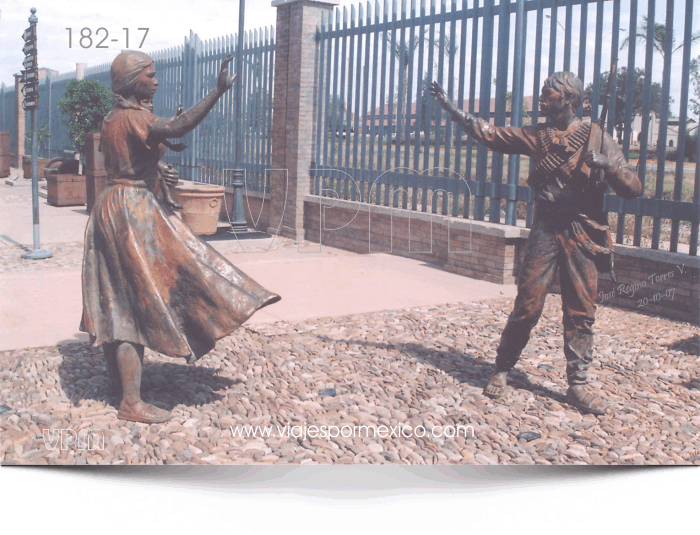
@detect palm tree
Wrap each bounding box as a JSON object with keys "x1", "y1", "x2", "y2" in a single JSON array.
[
  {"x1": 384, "y1": 31, "x2": 456, "y2": 147},
  {"x1": 620, "y1": 16, "x2": 700, "y2": 59}
]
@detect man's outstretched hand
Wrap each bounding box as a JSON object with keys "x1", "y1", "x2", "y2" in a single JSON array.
[{"x1": 428, "y1": 81, "x2": 449, "y2": 105}]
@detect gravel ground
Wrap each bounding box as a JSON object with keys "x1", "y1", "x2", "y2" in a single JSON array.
[{"x1": 1, "y1": 295, "x2": 698, "y2": 465}]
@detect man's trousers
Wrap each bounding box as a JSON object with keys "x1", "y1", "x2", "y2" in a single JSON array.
[{"x1": 495, "y1": 216, "x2": 599, "y2": 385}]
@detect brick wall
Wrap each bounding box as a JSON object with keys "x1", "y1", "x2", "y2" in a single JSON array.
[
  {"x1": 586, "y1": 247, "x2": 698, "y2": 324},
  {"x1": 303, "y1": 195, "x2": 528, "y2": 285},
  {"x1": 304, "y1": 195, "x2": 700, "y2": 324}
]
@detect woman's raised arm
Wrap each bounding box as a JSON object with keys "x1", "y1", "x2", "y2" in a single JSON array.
[{"x1": 149, "y1": 55, "x2": 236, "y2": 139}]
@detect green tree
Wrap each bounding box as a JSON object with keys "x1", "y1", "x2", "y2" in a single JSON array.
[
  {"x1": 584, "y1": 67, "x2": 668, "y2": 143},
  {"x1": 690, "y1": 55, "x2": 700, "y2": 119},
  {"x1": 57, "y1": 79, "x2": 113, "y2": 154},
  {"x1": 24, "y1": 122, "x2": 51, "y2": 153}
]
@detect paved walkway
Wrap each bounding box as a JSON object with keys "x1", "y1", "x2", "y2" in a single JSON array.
[
  {"x1": 2, "y1": 171, "x2": 698, "y2": 466},
  {"x1": 0, "y1": 172, "x2": 515, "y2": 351}
]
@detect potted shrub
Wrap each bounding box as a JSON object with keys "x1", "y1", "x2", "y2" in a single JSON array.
[
  {"x1": 22, "y1": 122, "x2": 51, "y2": 179},
  {"x1": 48, "y1": 79, "x2": 112, "y2": 206}
]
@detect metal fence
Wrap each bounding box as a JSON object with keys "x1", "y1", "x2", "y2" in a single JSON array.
[
  {"x1": 4, "y1": 27, "x2": 275, "y2": 194},
  {"x1": 314, "y1": 0, "x2": 699, "y2": 255},
  {"x1": 177, "y1": 28, "x2": 276, "y2": 193},
  {"x1": 36, "y1": 72, "x2": 77, "y2": 160}
]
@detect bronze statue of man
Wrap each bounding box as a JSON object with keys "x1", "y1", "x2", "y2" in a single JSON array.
[
  {"x1": 80, "y1": 51, "x2": 280, "y2": 424},
  {"x1": 430, "y1": 71, "x2": 642, "y2": 415}
]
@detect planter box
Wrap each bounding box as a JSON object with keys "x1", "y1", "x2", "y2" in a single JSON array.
[
  {"x1": 46, "y1": 173, "x2": 86, "y2": 206},
  {"x1": 22, "y1": 155, "x2": 52, "y2": 179}
]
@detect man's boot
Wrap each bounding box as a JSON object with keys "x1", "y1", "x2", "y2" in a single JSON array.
[{"x1": 566, "y1": 384, "x2": 607, "y2": 415}]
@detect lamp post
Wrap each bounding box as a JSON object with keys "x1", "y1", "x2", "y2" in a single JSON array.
[
  {"x1": 21, "y1": 7, "x2": 51, "y2": 260},
  {"x1": 229, "y1": 0, "x2": 250, "y2": 234}
]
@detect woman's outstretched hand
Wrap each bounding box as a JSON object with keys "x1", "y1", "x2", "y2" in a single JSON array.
[{"x1": 217, "y1": 55, "x2": 237, "y2": 93}]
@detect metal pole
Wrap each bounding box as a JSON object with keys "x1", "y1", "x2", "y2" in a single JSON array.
[
  {"x1": 228, "y1": 0, "x2": 249, "y2": 233},
  {"x1": 22, "y1": 7, "x2": 51, "y2": 260}
]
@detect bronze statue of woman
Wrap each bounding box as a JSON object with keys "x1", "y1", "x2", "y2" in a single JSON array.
[{"x1": 80, "y1": 50, "x2": 280, "y2": 424}]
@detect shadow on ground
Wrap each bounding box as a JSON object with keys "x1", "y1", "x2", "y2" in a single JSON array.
[
  {"x1": 314, "y1": 335, "x2": 567, "y2": 404},
  {"x1": 56, "y1": 342, "x2": 237, "y2": 411},
  {"x1": 666, "y1": 335, "x2": 700, "y2": 356},
  {"x1": 202, "y1": 228, "x2": 271, "y2": 242}
]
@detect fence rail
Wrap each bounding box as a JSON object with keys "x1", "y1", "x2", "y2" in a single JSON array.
[{"x1": 313, "y1": 0, "x2": 699, "y2": 255}]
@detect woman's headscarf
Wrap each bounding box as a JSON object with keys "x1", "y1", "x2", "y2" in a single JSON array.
[{"x1": 110, "y1": 50, "x2": 154, "y2": 110}]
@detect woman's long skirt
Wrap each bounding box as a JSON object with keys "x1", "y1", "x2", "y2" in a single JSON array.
[{"x1": 80, "y1": 183, "x2": 280, "y2": 362}]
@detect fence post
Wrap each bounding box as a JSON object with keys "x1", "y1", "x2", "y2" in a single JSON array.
[
  {"x1": 270, "y1": 0, "x2": 338, "y2": 240},
  {"x1": 14, "y1": 73, "x2": 25, "y2": 168}
]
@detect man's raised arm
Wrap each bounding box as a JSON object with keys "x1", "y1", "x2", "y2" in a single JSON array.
[{"x1": 428, "y1": 81, "x2": 536, "y2": 156}]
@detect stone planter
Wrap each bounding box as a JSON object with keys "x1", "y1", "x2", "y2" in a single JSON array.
[
  {"x1": 22, "y1": 155, "x2": 51, "y2": 179},
  {"x1": 45, "y1": 172, "x2": 87, "y2": 206},
  {"x1": 171, "y1": 182, "x2": 225, "y2": 236}
]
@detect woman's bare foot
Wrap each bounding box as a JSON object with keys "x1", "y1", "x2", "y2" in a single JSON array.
[
  {"x1": 484, "y1": 371, "x2": 508, "y2": 398},
  {"x1": 118, "y1": 399, "x2": 172, "y2": 424}
]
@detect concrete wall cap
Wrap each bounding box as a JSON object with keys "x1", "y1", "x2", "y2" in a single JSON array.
[{"x1": 611, "y1": 242, "x2": 700, "y2": 268}]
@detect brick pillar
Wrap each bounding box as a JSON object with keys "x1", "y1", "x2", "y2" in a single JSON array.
[
  {"x1": 270, "y1": 0, "x2": 337, "y2": 239},
  {"x1": 14, "y1": 73, "x2": 25, "y2": 167}
]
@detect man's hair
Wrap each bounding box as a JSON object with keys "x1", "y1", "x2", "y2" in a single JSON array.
[{"x1": 542, "y1": 71, "x2": 583, "y2": 110}]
